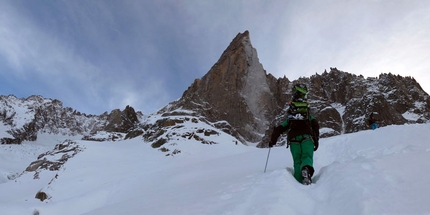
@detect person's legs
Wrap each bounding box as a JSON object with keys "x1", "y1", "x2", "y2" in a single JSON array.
[
  {"x1": 300, "y1": 139, "x2": 314, "y2": 171},
  {"x1": 289, "y1": 143, "x2": 302, "y2": 182},
  {"x1": 301, "y1": 139, "x2": 315, "y2": 185},
  {"x1": 290, "y1": 138, "x2": 315, "y2": 183}
]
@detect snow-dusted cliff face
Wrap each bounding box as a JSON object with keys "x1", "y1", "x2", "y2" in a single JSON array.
[
  {"x1": 259, "y1": 68, "x2": 430, "y2": 146},
  {"x1": 0, "y1": 95, "x2": 141, "y2": 144},
  {"x1": 310, "y1": 69, "x2": 430, "y2": 135}
]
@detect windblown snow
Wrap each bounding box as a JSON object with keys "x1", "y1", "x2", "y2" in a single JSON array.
[
  {"x1": 1, "y1": 123, "x2": 430, "y2": 215},
  {"x1": 241, "y1": 36, "x2": 272, "y2": 134}
]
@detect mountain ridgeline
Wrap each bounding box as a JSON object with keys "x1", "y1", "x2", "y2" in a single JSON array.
[
  {"x1": 1, "y1": 31, "x2": 429, "y2": 148},
  {"x1": 0, "y1": 95, "x2": 142, "y2": 144}
]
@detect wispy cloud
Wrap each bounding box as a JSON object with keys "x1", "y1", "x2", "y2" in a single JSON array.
[
  {"x1": 0, "y1": 1, "x2": 175, "y2": 114},
  {"x1": 1, "y1": 0, "x2": 429, "y2": 115}
]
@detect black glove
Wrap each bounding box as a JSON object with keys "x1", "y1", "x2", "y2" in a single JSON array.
[
  {"x1": 313, "y1": 140, "x2": 319, "y2": 151},
  {"x1": 268, "y1": 140, "x2": 276, "y2": 148}
]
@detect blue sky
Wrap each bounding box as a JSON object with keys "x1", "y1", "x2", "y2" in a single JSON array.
[{"x1": 1, "y1": 0, "x2": 429, "y2": 115}]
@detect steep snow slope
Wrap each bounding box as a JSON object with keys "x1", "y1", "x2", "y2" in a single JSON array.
[{"x1": 1, "y1": 124, "x2": 430, "y2": 215}]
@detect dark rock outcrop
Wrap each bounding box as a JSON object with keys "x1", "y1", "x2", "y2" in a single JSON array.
[
  {"x1": 25, "y1": 140, "x2": 84, "y2": 177},
  {"x1": 35, "y1": 191, "x2": 48, "y2": 201},
  {"x1": 104, "y1": 105, "x2": 139, "y2": 133}
]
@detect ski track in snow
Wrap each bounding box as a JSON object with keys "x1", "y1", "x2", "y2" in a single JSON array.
[{"x1": 1, "y1": 124, "x2": 430, "y2": 215}]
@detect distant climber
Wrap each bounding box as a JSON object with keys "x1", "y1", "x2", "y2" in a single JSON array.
[
  {"x1": 268, "y1": 84, "x2": 320, "y2": 185},
  {"x1": 368, "y1": 112, "x2": 379, "y2": 130}
]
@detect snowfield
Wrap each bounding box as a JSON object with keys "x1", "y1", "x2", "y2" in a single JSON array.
[{"x1": 1, "y1": 123, "x2": 430, "y2": 215}]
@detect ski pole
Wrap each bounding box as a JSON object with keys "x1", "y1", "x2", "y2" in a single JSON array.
[{"x1": 264, "y1": 147, "x2": 271, "y2": 173}]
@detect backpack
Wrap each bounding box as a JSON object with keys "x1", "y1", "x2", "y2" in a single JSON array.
[
  {"x1": 368, "y1": 112, "x2": 379, "y2": 124},
  {"x1": 288, "y1": 84, "x2": 310, "y2": 120}
]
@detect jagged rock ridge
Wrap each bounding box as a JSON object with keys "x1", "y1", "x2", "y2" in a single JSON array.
[
  {"x1": 0, "y1": 95, "x2": 141, "y2": 144},
  {"x1": 1, "y1": 31, "x2": 429, "y2": 149},
  {"x1": 260, "y1": 68, "x2": 430, "y2": 147},
  {"x1": 309, "y1": 69, "x2": 430, "y2": 134}
]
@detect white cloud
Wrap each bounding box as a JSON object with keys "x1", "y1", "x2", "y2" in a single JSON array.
[{"x1": 0, "y1": 2, "x2": 102, "y2": 81}]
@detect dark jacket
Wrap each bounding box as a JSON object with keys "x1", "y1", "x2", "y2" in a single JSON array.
[
  {"x1": 270, "y1": 114, "x2": 320, "y2": 147},
  {"x1": 368, "y1": 117, "x2": 376, "y2": 125},
  {"x1": 367, "y1": 112, "x2": 378, "y2": 125}
]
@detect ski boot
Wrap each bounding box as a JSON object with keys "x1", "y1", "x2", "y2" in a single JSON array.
[{"x1": 301, "y1": 166, "x2": 312, "y2": 185}]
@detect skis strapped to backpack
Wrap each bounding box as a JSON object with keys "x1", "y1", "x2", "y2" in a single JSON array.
[{"x1": 289, "y1": 84, "x2": 310, "y2": 120}]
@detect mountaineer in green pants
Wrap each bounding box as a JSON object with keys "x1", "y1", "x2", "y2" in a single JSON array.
[{"x1": 269, "y1": 83, "x2": 320, "y2": 185}]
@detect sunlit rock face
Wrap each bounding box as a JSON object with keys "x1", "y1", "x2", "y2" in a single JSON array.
[{"x1": 159, "y1": 31, "x2": 279, "y2": 143}]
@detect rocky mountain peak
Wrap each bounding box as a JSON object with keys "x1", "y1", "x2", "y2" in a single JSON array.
[{"x1": 159, "y1": 31, "x2": 278, "y2": 143}]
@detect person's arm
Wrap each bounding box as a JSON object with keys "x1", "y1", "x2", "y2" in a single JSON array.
[{"x1": 268, "y1": 119, "x2": 289, "y2": 147}]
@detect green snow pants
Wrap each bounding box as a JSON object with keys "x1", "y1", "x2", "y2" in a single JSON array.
[{"x1": 289, "y1": 134, "x2": 314, "y2": 183}]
